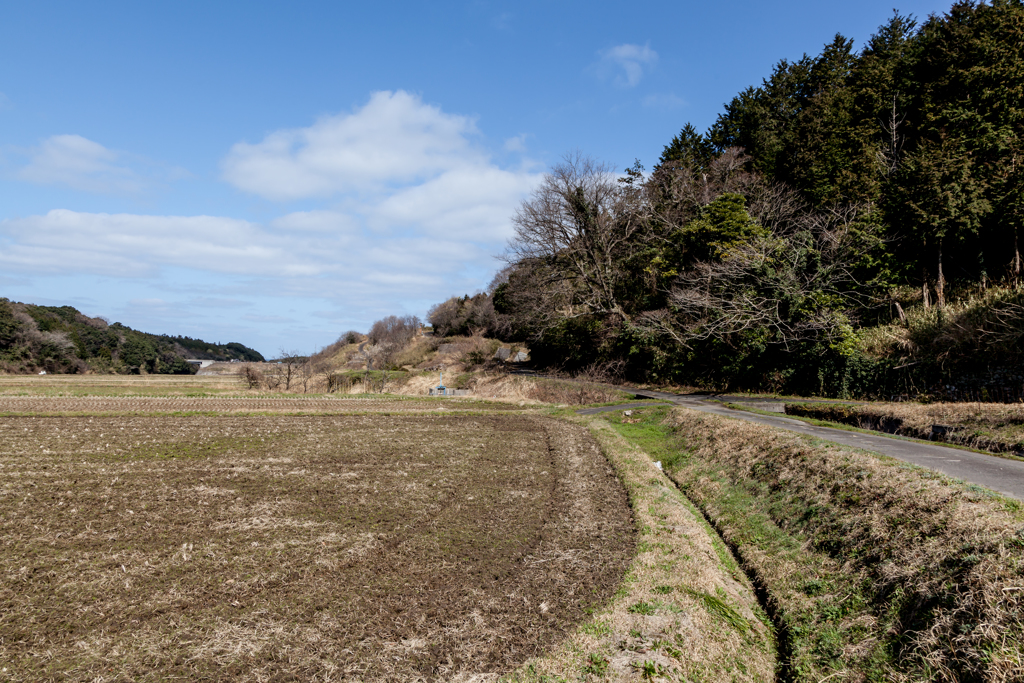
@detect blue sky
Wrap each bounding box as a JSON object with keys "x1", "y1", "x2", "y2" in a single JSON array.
[{"x1": 0, "y1": 0, "x2": 954, "y2": 356}]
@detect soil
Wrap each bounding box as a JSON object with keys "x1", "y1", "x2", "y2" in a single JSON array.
[
  {"x1": 0, "y1": 395, "x2": 521, "y2": 414},
  {"x1": 0, "y1": 413, "x2": 633, "y2": 682}
]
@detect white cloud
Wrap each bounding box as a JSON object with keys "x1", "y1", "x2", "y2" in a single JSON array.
[
  {"x1": 269, "y1": 210, "x2": 360, "y2": 234},
  {"x1": 215, "y1": 89, "x2": 542, "y2": 287},
  {"x1": 18, "y1": 135, "x2": 144, "y2": 193},
  {"x1": 0, "y1": 210, "x2": 301, "y2": 277},
  {"x1": 0, "y1": 92, "x2": 11, "y2": 111},
  {"x1": 0, "y1": 205, "x2": 513, "y2": 300},
  {"x1": 222, "y1": 90, "x2": 486, "y2": 200},
  {"x1": 368, "y1": 165, "x2": 538, "y2": 240},
  {"x1": 597, "y1": 43, "x2": 658, "y2": 87},
  {"x1": 16, "y1": 134, "x2": 187, "y2": 194}
]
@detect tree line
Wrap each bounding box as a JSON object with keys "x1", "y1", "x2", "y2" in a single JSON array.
[
  {"x1": 704, "y1": 1, "x2": 1023, "y2": 299},
  {"x1": 425, "y1": 1, "x2": 1024, "y2": 396}
]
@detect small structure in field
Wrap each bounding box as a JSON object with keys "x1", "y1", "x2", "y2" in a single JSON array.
[
  {"x1": 428, "y1": 370, "x2": 469, "y2": 396},
  {"x1": 429, "y1": 370, "x2": 450, "y2": 396}
]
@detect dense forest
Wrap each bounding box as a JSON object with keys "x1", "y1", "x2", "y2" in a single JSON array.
[
  {"x1": 430, "y1": 0, "x2": 1024, "y2": 399},
  {"x1": 0, "y1": 298, "x2": 264, "y2": 374}
]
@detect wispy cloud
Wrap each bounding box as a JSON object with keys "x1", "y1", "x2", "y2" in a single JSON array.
[
  {"x1": 125, "y1": 298, "x2": 193, "y2": 320},
  {"x1": 504, "y1": 134, "x2": 529, "y2": 152},
  {"x1": 16, "y1": 134, "x2": 186, "y2": 194},
  {"x1": 595, "y1": 43, "x2": 658, "y2": 88},
  {"x1": 492, "y1": 11, "x2": 513, "y2": 31},
  {"x1": 18, "y1": 135, "x2": 143, "y2": 193}
]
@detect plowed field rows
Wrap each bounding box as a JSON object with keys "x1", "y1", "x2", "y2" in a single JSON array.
[
  {"x1": 0, "y1": 413, "x2": 633, "y2": 681},
  {"x1": 0, "y1": 396, "x2": 517, "y2": 414}
]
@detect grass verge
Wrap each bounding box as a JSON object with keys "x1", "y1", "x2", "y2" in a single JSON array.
[
  {"x1": 503, "y1": 409, "x2": 775, "y2": 682},
  {"x1": 601, "y1": 405, "x2": 1024, "y2": 682},
  {"x1": 786, "y1": 401, "x2": 1024, "y2": 458},
  {"x1": 719, "y1": 401, "x2": 1024, "y2": 463}
]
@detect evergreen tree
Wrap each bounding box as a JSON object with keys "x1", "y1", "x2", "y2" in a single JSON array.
[{"x1": 658, "y1": 123, "x2": 716, "y2": 171}]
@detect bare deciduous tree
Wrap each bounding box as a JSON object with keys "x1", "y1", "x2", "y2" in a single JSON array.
[
  {"x1": 504, "y1": 152, "x2": 650, "y2": 326},
  {"x1": 296, "y1": 357, "x2": 317, "y2": 393},
  {"x1": 428, "y1": 293, "x2": 497, "y2": 338},
  {"x1": 367, "y1": 315, "x2": 420, "y2": 347},
  {"x1": 240, "y1": 363, "x2": 263, "y2": 389}
]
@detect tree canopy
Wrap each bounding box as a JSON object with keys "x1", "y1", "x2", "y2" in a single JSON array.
[{"x1": 473, "y1": 1, "x2": 1024, "y2": 396}]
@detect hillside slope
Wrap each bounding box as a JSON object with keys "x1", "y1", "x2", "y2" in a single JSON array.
[{"x1": 0, "y1": 298, "x2": 264, "y2": 374}]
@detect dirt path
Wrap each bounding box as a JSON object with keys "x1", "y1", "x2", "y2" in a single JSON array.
[{"x1": 582, "y1": 389, "x2": 1024, "y2": 501}]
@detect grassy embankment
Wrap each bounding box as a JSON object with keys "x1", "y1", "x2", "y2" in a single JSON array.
[
  {"x1": 786, "y1": 401, "x2": 1024, "y2": 457},
  {"x1": 505, "y1": 411, "x2": 775, "y2": 682},
  {"x1": 599, "y1": 405, "x2": 1024, "y2": 682},
  {"x1": 846, "y1": 285, "x2": 1024, "y2": 402}
]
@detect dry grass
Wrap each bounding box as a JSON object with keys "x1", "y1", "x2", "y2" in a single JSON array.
[
  {"x1": 787, "y1": 401, "x2": 1024, "y2": 455},
  {"x1": 503, "y1": 411, "x2": 775, "y2": 682},
  {"x1": 390, "y1": 373, "x2": 629, "y2": 407},
  {"x1": 394, "y1": 335, "x2": 439, "y2": 369},
  {"x1": 0, "y1": 413, "x2": 633, "y2": 681},
  {"x1": 653, "y1": 407, "x2": 1024, "y2": 682},
  {"x1": 859, "y1": 286, "x2": 1024, "y2": 363}
]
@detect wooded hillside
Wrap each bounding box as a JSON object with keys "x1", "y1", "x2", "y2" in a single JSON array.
[
  {"x1": 440, "y1": 1, "x2": 1024, "y2": 398},
  {"x1": 0, "y1": 298, "x2": 265, "y2": 374}
]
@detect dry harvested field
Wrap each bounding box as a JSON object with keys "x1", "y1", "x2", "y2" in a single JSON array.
[
  {"x1": 0, "y1": 411, "x2": 634, "y2": 681},
  {"x1": 0, "y1": 395, "x2": 520, "y2": 415},
  {"x1": 0, "y1": 375, "x2": 242, "y2": 397}
]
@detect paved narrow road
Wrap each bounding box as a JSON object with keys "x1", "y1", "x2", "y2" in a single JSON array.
[{"x1": 579, "y1": 388, "x2": 1024, "y2": 501}]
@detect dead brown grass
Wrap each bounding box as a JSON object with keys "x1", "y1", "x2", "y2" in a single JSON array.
[
  {"x1": 390, "y1": 373, "x2": 628, "y2": 407},
  {"x1": 503, "y1": 414, "x2": 775, "y2": 682},
  {"x1": 661, "y1": 407, "x2": 1024, "y2": 682},
  {"x1": 787, "y1": 401, "x2": 1024, "y2": 455},
  {"x1": 0, "y1": 413, "x2": 633, "y2": 681},
  {"x1": 394, "y1": 335, "x2": 438, "y2": 369}
]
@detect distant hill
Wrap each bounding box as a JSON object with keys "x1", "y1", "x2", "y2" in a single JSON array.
[{"x1": 0, "y1": 298, "x2": 264, "y2": 374}]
